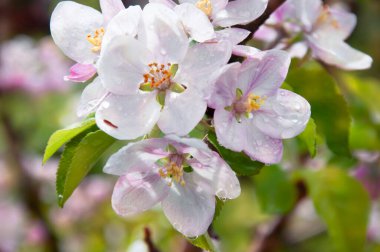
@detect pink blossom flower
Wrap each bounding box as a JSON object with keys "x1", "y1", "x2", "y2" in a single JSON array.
[
  {"x1": 208, "y1": 50, "x2": 311, "y2": 164},
  {"x1": 254, "y1": 0, "x2": 372, "y2": 70},
  {"x1": 0, "y1": 36, "x2": 69, "y2": 94},
  {"x1": 104, "y1": 136, "x2": 240, "y2": 237},
  {"x1": 50, "y1": 0, "x2": 141, "y2": 82},
  {"x1": 95, "y1": 3, "x2": 232, "y2": 139}
]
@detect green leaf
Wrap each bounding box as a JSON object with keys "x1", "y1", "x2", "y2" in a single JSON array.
[
  {"x1": 350, "y1": 120, "x2": 380, "y2": 150},
  {"x1": 213, "y1": 198, "x2": 225, "y2": 222},
  {"x1": 298, "y1": 118, "x2": 317, "y2": 157},
  {"x1": 207, "y1": 132, "x2": 264, "y2": 176},
  {"x1": 187, "y1": 234, "x2": 216, "y2": 252},
  {"x1": 43, "y1": 118, "x2": 96, "y2": 164},
  {"x1": 188, "y1": 121, "x2": 210, "y2": 139},
  {"x1": 254, "y1": 165, "x2": 296, "y2": 214},
  {"x1": 300, "y1": 168, "x2": 370, "y2": 252},
  {"x1": 286, "y1": 62, "x2": 351, "y2": 156},
  {"x1": 57, "y1": 130, "x2": 116, "y2": 207}
]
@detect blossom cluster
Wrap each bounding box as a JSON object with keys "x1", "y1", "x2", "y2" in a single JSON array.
[{"x1": 50, "y1": 0, "x2": 371, "y2": 237}]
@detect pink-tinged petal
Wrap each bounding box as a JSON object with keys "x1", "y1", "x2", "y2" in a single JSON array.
[
  {"x1": 96, "y1": 92, "x2": 161, "y2": 140},
  {"x1": 165, "y1": 135, "x2": 211, "y2": 153},
  {"x1": 178, "y1": 0, "x2": 197, "y2": 4},
  {"x1": 329, "y1": 8, "x2": 356, "y2": 40},
  {"x1": 175, "y1": 40, "x2": 232, "y2": 91},
  {"x1": 208, "y1": 62, "x2": 240, "y2": 109},
  {"x1": 98, "y1": 35, "x2": 153, "y2": 95},
  {"x1": 215, "y1": 28, "x2": 250, "y2": 45},
  {"x1": 140, "y1": 3, "x2": 188, "y2": 63},
  {"x1": 175, "y1": 3, "x2": 215, "y2": 42},
  {"x1": 211, "y1": 0, "x2": 229, "y2": 14},
  {"x1": 104, "y1": 139, "x2": 170, "y2": 176},
  {"x1": 149, "y1": 0, "x2": 177, "y2": 9},
  {"x1": 307, "y1": 35, "x2": 372, "y2": 70},
  {"x1": 161, "y1": 177, "x2": 215, "y2": 237},
  {"x1": 212, "y1": 0, "x2": 268, "y2": 27},
  {"x1": 158, "y1": 90, "x2": 207, "y2": 136},
  {"x1": 100, "y1": 0, "x2": 125, "y2": 23},
  {"x1": 254, "y1": 26, "x2": 278, "y2": 43},
  {"x1": 77, "y1": 77, "x2": 108, "y2": 117},
  {"x1": 255, "y1": 89, "x2": 311, "y2": 139},
  {"x1": 214, "y1": 108, "x2": 247, "y2": 152},
  {"x1": 101, "y1": 6, "x2": 142, "y2": 51},
  {"x1": 232, "y1": 45, "x2": 260, "y2": 58},
  {"x1": 287, "y1": 42, "x2": 308, "y2": 58},
  {"x1": 237, "y1": 50, "x2": 290, "y2": 96},
  {"x1": 50, "y1": 1, "x2": 103, "y2": 64},
  {"x1": 112, "y1": 173, "x2": 169, "y2": 216},
  {"x1": 64, "y1": 63, "x2": 97, "y2": 83},
  {"x1": 188, "y1": 151, "x2": 240, "y2": 199},
  {"x1": 244, "y1": 121, "x2": 283, "y2": 164}
]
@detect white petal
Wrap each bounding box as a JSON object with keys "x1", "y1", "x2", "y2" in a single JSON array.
[
  {"x1": 215, "y1": 28, "x2": 251, "y2": 46},
  {"x1": 214, "y1": 108, "x2": 247, "y2": 152},
  {"x1": 208, "y1": 62, "x2": 240, "y2": 109},
  {"x1": 329, "y1": 8, "x2": 356, "y2": 40},
  {"x1": 307, "y1": 35, "x2": 372, "y2": 70},
  {"x1": 96, "y1": 92, "x2": 161, "y2": 140},
  {"x1": 104, "y1": 139, "x2": 170, "y2": 176},
  {"x1": 212, "y1": 0, "x2": 267, "y2": 27},
  {"x1": 237, "y1": 50, "x2": 290, "y2": 96},
  {"x1": 244, "y1": 121, "x2": 283, "y2": 164},
  {"x1": 149, "y1": 0, "x2": 177, "y2": 8},
  {"x1": 232, "y1": 45, "x2": 260, "y2": 58},
  {"x1": 50, "y1": 1, "x2": 103, "y2": 64},
  {"x1": 77, "y1": 77, "x2": 108, "y2": 117},
  {"x1": 112, "y1": 172, "x2": 169, "y2": 216},
  {"x1": 158, "y1": 90, "x2": 207, "y2": 136},
  {"x1": 255, "y1": 89, "x2": 311, "y2": 139},
  {"x1": 101, "y1": 6, "x2": 142, "y2": 51},
  {"x1": 140, "y1": 3, "x2": 189, "y2": 63},
  {"x1": 161, "y1": 178, "x2": 215, "y2": 237},
  {"x1": 211, "y1": 0, "x2": 229, "y2": 14},
  {"x1": 100, "y1": 0, "x2": 125, "y2": 23},
  {"x1": 175, "y1": 3, "x2": 215, "y2": 42},
  {"x1": 98, "y1": 35, "x2": 153, "y2": 95},
  {"x1": 189, "y1": 151, "x2": 240, "y2": 199}
]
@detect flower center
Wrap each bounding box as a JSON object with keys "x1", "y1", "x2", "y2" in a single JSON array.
[
  {"x1": 86, "y1": 27, "x2": 105, "y2": 53},
  {"x1": 316, "y1": 6, "x2": 339, "y2": 29},
  {"x1": 196, "y1": 0, "x2": 213, "y2": 17},
  {"x1": 226, "y1": 89, "x2": 266, "y2": 121},
  {"x1": 143, "y1": 62, "x2": 173, "y2": 89},
  {"x1": 159, "y1": 161, "x2": 186, "y2": 187}
]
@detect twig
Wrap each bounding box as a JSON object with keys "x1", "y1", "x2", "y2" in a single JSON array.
[{"x1": 144, "y1": 227, "x2": 161, "y2": 252}]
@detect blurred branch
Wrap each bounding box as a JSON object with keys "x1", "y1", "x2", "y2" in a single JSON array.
[
  {"x1": 144, "y1": 227, "x2": 161, "y2": 252},
  {"x1": 0, "y1": 93, "x2": 59, "y2": 252}
]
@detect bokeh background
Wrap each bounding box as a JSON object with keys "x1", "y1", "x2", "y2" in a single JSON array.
[{"x1": 0, "y1": 0, "x2": 379, "y2": 251}]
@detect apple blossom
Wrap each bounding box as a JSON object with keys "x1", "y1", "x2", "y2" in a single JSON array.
[
  {"x1": 208, "y1": 50, "x2": 311, "y2": 164},
  {"x1": 50, "y1": 0, "x2": 142, "y2": 82},
  {"x1": 95, "y1": 3, "x2": 232, "y2": 140},
  {"x1": 103, "y1": 136, "x2": 240, "y2": 237},
  {"x1": 254, "y1": 0, "x2": 372, "y2": 70}
]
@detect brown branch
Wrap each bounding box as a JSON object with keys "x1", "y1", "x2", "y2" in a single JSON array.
[{"x1": 144, "y1": 227, "x2": 161, "y2": 252}]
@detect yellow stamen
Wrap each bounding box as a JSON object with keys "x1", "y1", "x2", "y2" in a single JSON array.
[
  {"x1": 316, "y1": 6, "x2": 340, "y2": 29},
  {"x1": 143, "y1": 62, "x2": 172, "y2": 88},
  {"x1": 159, "y1": 161, "x2": 186, "y2": 187},
  {"x1": 246, "y1": 93, "x2": 265, "y2": 113},
  {"x1": 86, "y1": 27, "x2": 105, "y2": 53},
  {"x1": 196, "y1": 0, "x2": 213, "y2": 17}
]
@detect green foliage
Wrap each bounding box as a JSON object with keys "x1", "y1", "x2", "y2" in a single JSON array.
[
  {"x1": 287, "y1": 63, "x2": 351, "y2": 157},
  {"x1": 207, "y1": 132, "x2": 264, "y2": 176},
  {"x1": 187, "y1": 234, "x2": 216, "y2": 252},
  {"x1": 299, "y1": 168, "x2": 370, "y2": 252},
  {"x1": 213, "y1": 198, "x2": 225, "y2": 222},
  {"x1": 254, "y1": 165, "x2": 297, "y2": 214},
  {"x1": 43, "y1": 118, "x2": 97, "y2": 164},
  {"x1": 56, "y1": 130, "x2": 116, "y2": 207},
  {"x1": 298, "y1": 118, "x2": 317, "y2": 157}
]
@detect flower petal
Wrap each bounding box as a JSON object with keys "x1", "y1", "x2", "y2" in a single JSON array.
[
  {"x1": 255, "y1": 89, "x2": 311, "y2": 139},
  {"x1": 98, "y1": 35, "x2": 153, "y2": 95},
  {"x1": 208, "y1": 62, "x2": 240, "y2": 109},
  {"x1": 112, "y1": 172, "x2": 169, "y2": 216},
  {"x1": 139, "y1": 3, "x2": 189, "y2": 63},
  {"x1": 232, "y1": 45, "x2": 260, "y2": 58},
  {"x1": 99, "y1": 0, "x2": 125, "y2": 23},
  {"x1": 175, "y1": 3, "x2": 215, "y2": 42},
  {"x1": 64, "y1": 63, "x2": 97, "y2": 83},
  {"x1": 96, "y1": 92, "x2": 161, "y2": 140},
  {"x1": 307, "y1": 35, "x2": 372, "y2": 70},
  {"x1": 214, "y1": 108, "x2": 247, "y2": 152},
  {"x1": 215, "y1": 28, "x2": 251, "y2": 45},
  {"x1": 329, "y1": 8, "x2": 356, "y2": 40},
  {"x1": 50, "y1": 1, "x2": 103, "y2": 64},
  {"x1": 161, "y1": 178, "x2": 215, "y2": 237},
  {"x1": 101, "y1": 6, "x2": 142, "y2": 51},
  {"x1": 244, "y1": 121, "x2": 283, "y2": 164},
  {"x1": 104, "y1": 139, "x2": 170, "y2": 176},
  {"x1": 158, "y1": 89, "x2": 207, "y2": 136},
  {"x1": 77, "y1": 77, "x2": 108, "y2": 117},
  {"x1": 212, "y1": 0, "x2": 268, "y2": 27},
  {"x1": 149, "y1": 0, "x2": 177, "y2": 8},
  {"x1": 237, "y1": 50, "x2": 290, "y2": 96}
]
